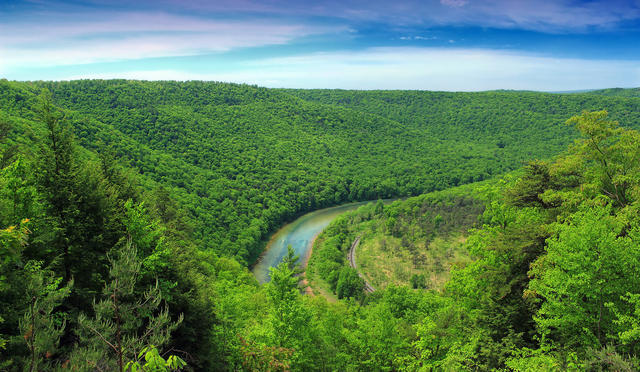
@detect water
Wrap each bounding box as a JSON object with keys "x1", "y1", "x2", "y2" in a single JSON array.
[{"x1": 252, "y1": 201, "x2": 376, "y2": 283}]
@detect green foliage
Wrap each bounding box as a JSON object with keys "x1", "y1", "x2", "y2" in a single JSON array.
[
  {"x1": 335, "y1": 267, "x2": 364, "y2": 300},
  {"x1": 70, "y1": 239, "x2": 182, "y2": 371},
  {"x1": 528, "y1": 204, "x2": 640, "y2": 350},
  {"x1": 310, "y1": 189, "x2": 484, "y2": 293},
  {"x1": 505, "y1": 346, "x2": 573, "y2": 371},
  {"x1": 410, "y1": 274, "x2": 427, "y2": 289},
  {"x1": 0, "y1": 157, "x2": 39, "y2": 227},
  {"x1": 5, "y1": 78, "x2": 640, "y2": 371},
  {"x1": 7, "y1": 81, "x2": 640, "y2": 266},
  {"x1": 125, "y1": 345, "x2": 187, "y2": 372},
  {"x1": 566, "y1": 110, "x2": 640, "y2": 207},
  {"x1": 282, "y1": 244, "x2": 300, "y2": 274},
  {"x1": 19, "y1": 260, "x2": 72, "y2": 372},
  {"x1": 583, "y1": 345, "x2": 638, "y2": 372},
  {"x1": 307, "y1": 110, "x2": 640, "y2": 369},
  {"x1": 614, "y1": 293, "x2": 640, "y2": 348},
  {"x1": 586, "y1": 87, "x2": 640, "y2": 98},
  {"x1": 0, "y1": 219, "x2": 73, "y2": 371},
  {"x1": 264, "y1": 261, "x2": 316, "y2": 369}
]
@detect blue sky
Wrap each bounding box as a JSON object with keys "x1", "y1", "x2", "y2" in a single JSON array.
[{"x1": 1, "y1": 0, "x2": 639, "y2": 90}]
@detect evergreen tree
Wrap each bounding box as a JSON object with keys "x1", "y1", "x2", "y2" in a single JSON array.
[
  {"x1": 19, "y1": 260, "x2": 72, "y2": 372},
  {"x1": 34, "y1": 89, "x2": 77, "y2": 281},
  {"x1": 70, "y1": 239, "x2": 183, "y2": 372},
  {"x1": 282, "y1": 244, "x2": 300, "y2": 274}
]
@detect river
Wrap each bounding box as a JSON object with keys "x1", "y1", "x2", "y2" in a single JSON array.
[{"x1": 252, "y1": 200, "x2": 377, "y2": 283}]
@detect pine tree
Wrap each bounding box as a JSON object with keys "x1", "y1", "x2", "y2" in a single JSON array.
[
  {"x1": 0, "y1": 219, "x2": 71, "y2": 371},
  {"x1": 19, "y1": 261, "x2": 72, "y2": 372},
  {"x1": 70, "y1": 239, "x2": 183, "y2": 372},
  {"x1": 34, "y1": 89, "x2": 77, "y2": 281}
]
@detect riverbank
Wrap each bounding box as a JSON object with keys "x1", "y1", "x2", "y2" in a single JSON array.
[
  {"x1": 299, "y1": 231, "x2": 321, "y2": 296},
  {"x1": 251, "y1": 200, "x2": 382, "y2": 284},
  {"x1": 304, "y1": 234, "x2": 341, "y2": 302}
]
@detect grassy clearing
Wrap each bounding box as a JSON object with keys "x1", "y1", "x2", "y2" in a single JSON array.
[{"x1": 357, "y1": 227, "x2": 473, "y2": 290}]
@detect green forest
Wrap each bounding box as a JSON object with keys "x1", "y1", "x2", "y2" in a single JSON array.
[{"x1": 2, "y1": 80, "x2": 640, "y2": 370}]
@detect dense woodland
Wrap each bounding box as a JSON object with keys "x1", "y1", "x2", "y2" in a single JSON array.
[
  {"x1": 1, "y1": 80, "x2": 640, "y2": 370},
  {"x1": 4, "y1": 80, "x2": 640, "y2": 265}
]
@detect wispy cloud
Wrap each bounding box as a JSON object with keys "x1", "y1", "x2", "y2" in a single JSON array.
[
  {"x1": 378, "y1": 0, "x2": 640, "y2": 33},
  {"x1": 5, "y1": 0, "x2": 639, "y2": 34},
  {"x1": 399, "y1": 35, "x2": 438, "y2": 40},
  {"x1": 455, "y1": 0, "x2": 640, "y2": 32},
  {"x1": 126, "y1": 0, "x2": 640, "y2": 32},
  {"x1": 59, "y1": 47, "x2": 640, "y2": 91},
  {"x1": 0, "y1": 11, "x2": 342, "y2": 69},
  {"x1": 440, "y1": 0, "x2": 468, "y2": 8}
]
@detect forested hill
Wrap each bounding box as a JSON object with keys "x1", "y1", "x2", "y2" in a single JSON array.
[
  {"x1": 4, "y1": 79, "x2": 640, "y2": 370},
  {"x1": 3, "y1": 80, "x2": 640, "y2": 264},
  {"x1": 284, "y1": 89, "x2": 640, "y2": 135},
  {"x1": 584, "y1": 87, "x2": 640, "y2": 98}
]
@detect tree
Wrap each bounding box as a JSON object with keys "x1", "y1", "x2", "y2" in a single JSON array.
[
  {"x1": 125, "y1": 345, "x2": 186, "y2": 372},
  {"x1": 0, "y1": 220, "x2": 31, "y2": 370},
  {"x1": 264, "y1": 261, "x2": 316, "y2": 369},
  {"x1": 0, "y1": 117, "x2": 18, "y2": 169},
  {"x1": 70, "y1": 239, "x2": 183, "y2": 372},
  {"x1": 506, "y1": 160, "x2": 552, "y2": 208},
  {"x1": 0, "y1": 157, "x2": 40, "y2": 228},
  {"x1": 0, "y1": 219, "x2": 71, "y2": 371},
  {"x1": 374, "y1": 199, "x2": 385, "y2": 215},
  {"x1": 281, "y1": 244, "x2": 300, "y2": 274},
  {"x1": 34, "y1": 89, "x2": 77, "y2": 281},
  {"x1": 410, "y1": 273, "x2": 427, "y2": 289},
  {"x1": 567, "y1": 110, "x2": 640, "y2": 207},
  {"x1": 528, "y1": 204, "x2": 640, "y2": 350},
  {"x1": 19, "y1": 260, "x2": 72, "y2": 372},
  {"x1": 335, "y1": 267, "x2": 364, "y2": 300}
]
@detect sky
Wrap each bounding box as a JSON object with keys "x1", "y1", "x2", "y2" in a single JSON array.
[{"x1": 1, "y1": 0, "x2": 640, "y2": 90}]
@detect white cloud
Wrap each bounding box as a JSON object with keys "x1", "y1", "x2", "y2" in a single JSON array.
[
  {"x1": 57, "y1": 47, "x2": 640, "y2": 91},
  {"x1": 399, "y1": 35, "x2": 437, "y2": 40},
  {"x1": 0, "y1": 12, "x2": 341, "y2": 69},
  {"x1": 8, "y1": 0, "x2": 639, "y2": 37},
  {"x1": 2, "y1": 32, "x2": 288, "y2": 67},
  {"x1": 440, "y1": 0, "x2": 468, "y2": 8}
]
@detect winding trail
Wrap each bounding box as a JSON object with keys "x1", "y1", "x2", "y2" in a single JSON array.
[{"x1": 348, "y1": 236, "x2": 375, "y2": 293}]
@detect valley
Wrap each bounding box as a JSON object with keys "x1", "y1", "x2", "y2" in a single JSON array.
[{"x1": 2, "y1": 81, "x2": 640, "y2": 370}]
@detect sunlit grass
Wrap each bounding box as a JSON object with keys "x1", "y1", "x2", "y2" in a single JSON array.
[{"x1": 357, "y1": 229, "x2": 472, "y2": 290}]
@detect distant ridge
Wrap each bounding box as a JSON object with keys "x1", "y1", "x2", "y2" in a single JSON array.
[
  {"x1": 546, "y1": 87, "x2": 640, "y2": 96},
  {"x1": 547, "y1": 89, "x2": 599, "y2": 94},
  {"x1": 583, "y1": 87, "x2": 640, "y2": 97}
]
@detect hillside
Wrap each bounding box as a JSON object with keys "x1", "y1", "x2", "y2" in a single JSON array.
[
  {"x1": 310, "y1": 110, "x2": 640, "y2": 369},
  {"x1": 4, "y1": 80, "x2": 640, "y2": 265},
  {"x1": 2, "y1": 80, "x2": 640, "y2": 370},
  {"x1": 585, "y1": 87, "x2": 640, "y2": 98}
]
